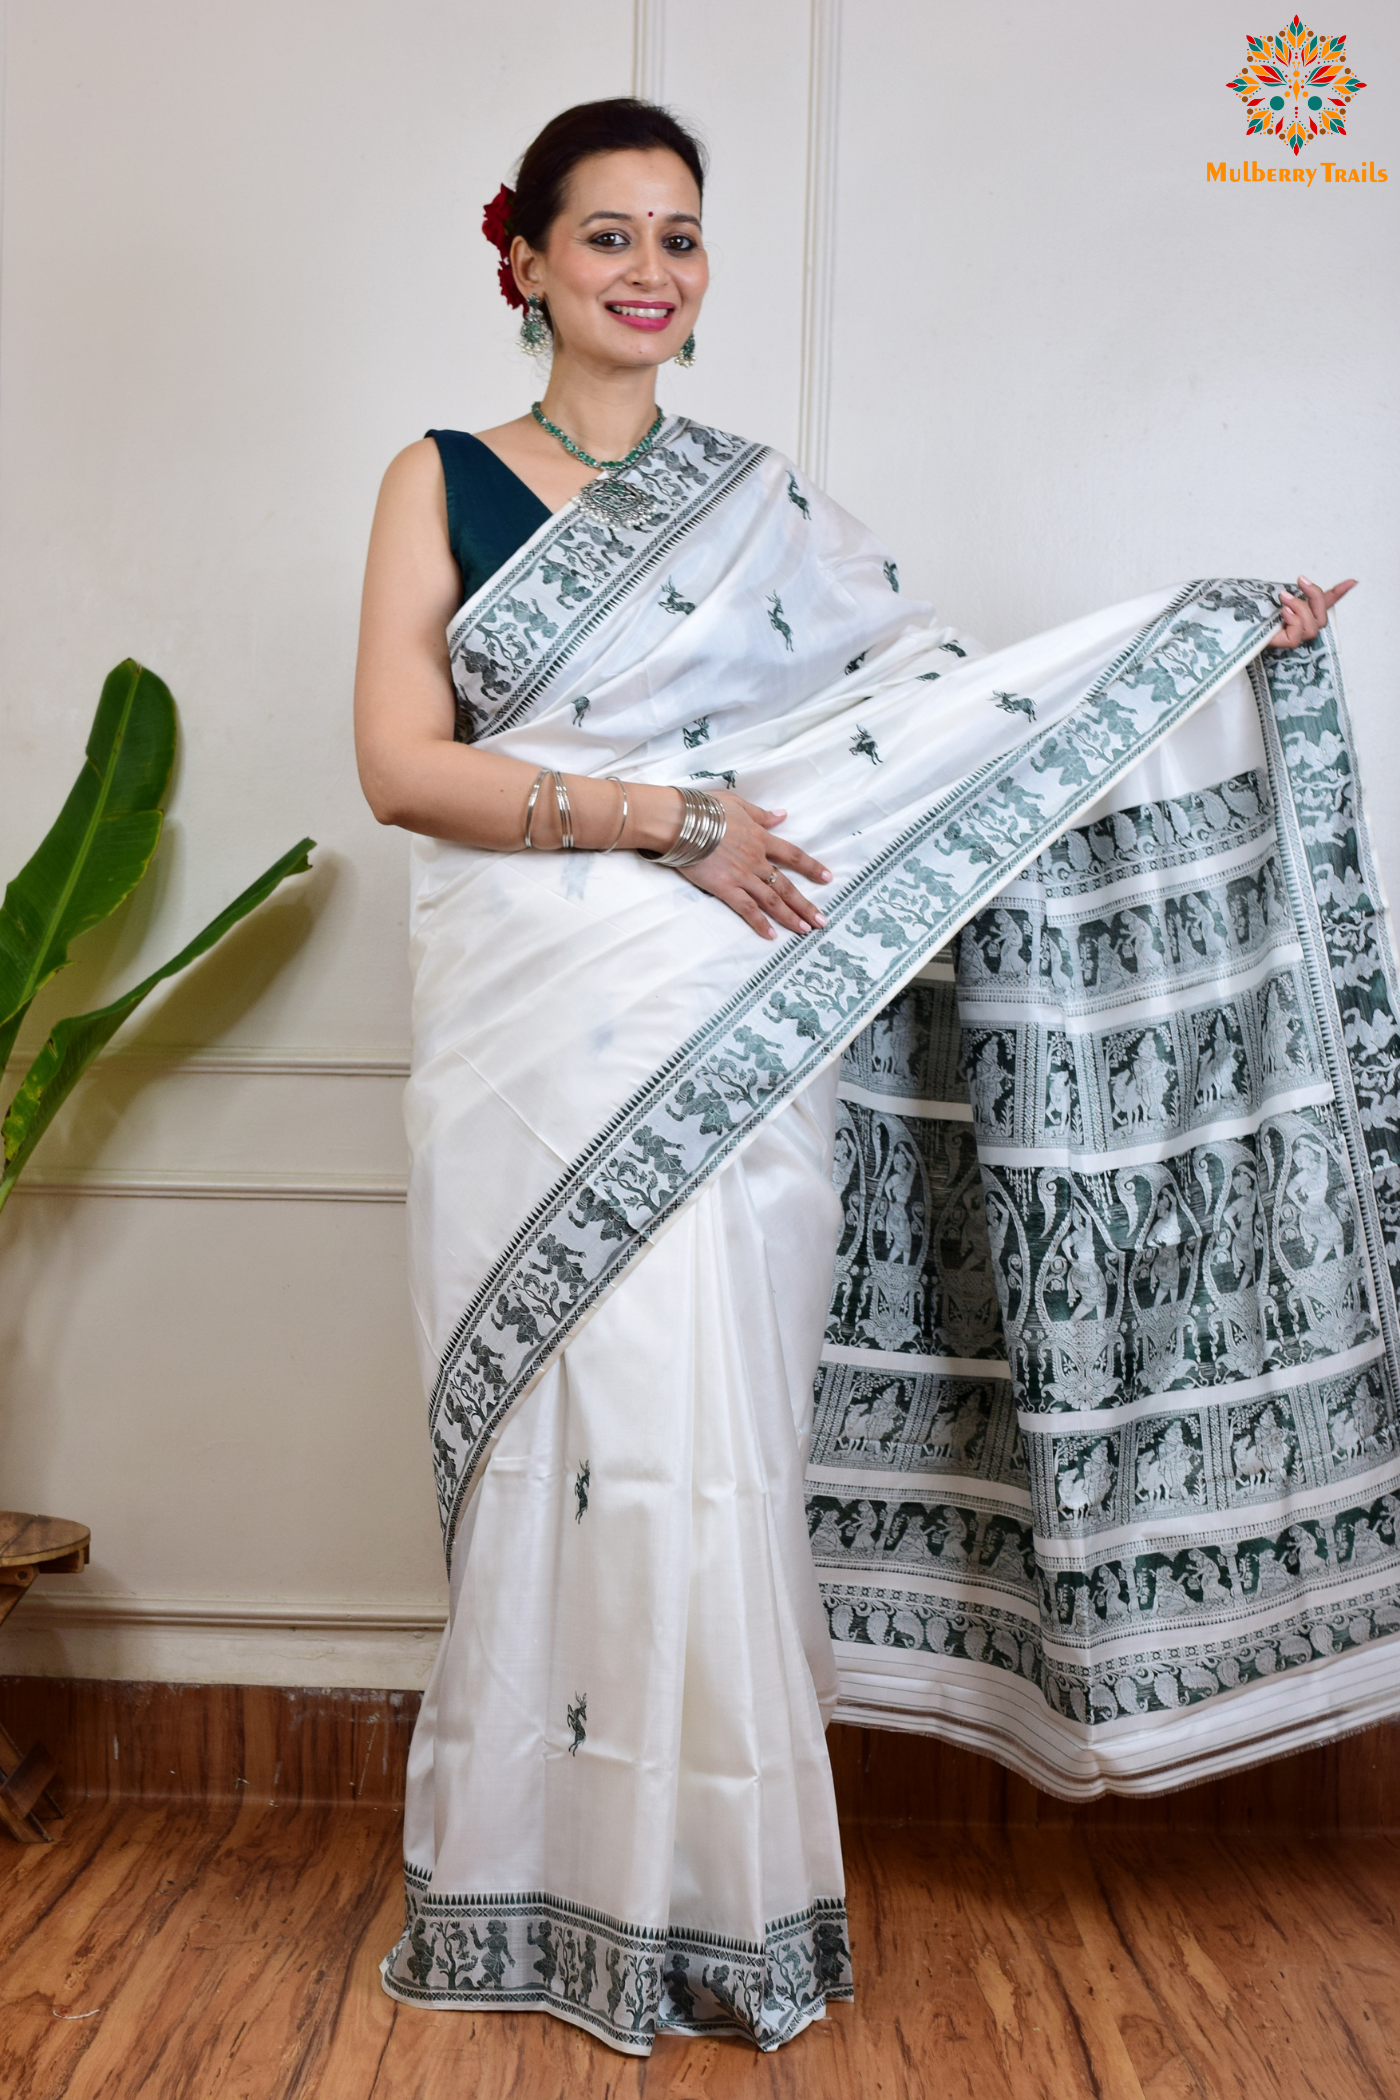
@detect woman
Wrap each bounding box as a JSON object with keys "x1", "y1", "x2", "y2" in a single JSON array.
[{"x1": 355, "y1": 99, "x2": 1372, "y2": 2054}]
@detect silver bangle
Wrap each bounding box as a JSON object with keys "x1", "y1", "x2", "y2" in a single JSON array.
[
  {"x1": 600, "y1": 780, "x2": 629, "y2": 853},
  {"x1": 521, "y1": 768, "x2": 548, "y2": 849},
  {"x1": 552, "y1": 769, "x2": 575, "y2": 850},
  {"x1": 641, "y1": 787, "x2": 728, "y2": 869}
]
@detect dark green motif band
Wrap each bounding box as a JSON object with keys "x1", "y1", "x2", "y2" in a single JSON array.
[{"x1": 382, "y1": 1873, "x2": 852, "y2": 2053}]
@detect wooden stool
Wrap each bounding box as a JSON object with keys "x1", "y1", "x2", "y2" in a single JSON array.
[{"x1": 0, "y1": 1511, "x2": 90, "y2": 1842}]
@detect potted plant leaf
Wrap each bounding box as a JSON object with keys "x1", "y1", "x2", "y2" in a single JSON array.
[{"x1": 0, "y1": 658, "x2": 314, "y2": 1209}]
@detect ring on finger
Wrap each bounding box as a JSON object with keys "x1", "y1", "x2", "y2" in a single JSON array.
[{"x1": 764, "y1": 865, "x2": 780, "y2": 886}]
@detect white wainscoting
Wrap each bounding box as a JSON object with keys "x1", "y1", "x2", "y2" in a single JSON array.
[{"x1": 3, "y1": 1592, "x2": 446, "y2": 1691}]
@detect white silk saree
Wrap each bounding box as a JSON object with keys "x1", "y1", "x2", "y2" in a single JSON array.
[{"x1": 381, "y1": 418, "x2": 1400, "y2": 2053}]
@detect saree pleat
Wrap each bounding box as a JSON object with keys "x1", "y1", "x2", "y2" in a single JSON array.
[
  {"x1": 384, "y1": 416, "x2": 1400, "y2": 2048},
  {"x1": 384, "y1": 1075, "x2": 849, "y2": 2051}
]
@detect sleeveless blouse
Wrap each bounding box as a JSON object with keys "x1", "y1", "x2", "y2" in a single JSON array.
[{"x1": 427, "y1": 428, "x2": 550, "y2": 605}]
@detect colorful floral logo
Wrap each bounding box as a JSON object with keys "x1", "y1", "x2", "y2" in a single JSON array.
[{"x1": 1227, "y1": 16, "x2": 1365, "y2": 155}]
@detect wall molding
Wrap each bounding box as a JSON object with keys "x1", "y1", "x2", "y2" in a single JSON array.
[
  {"x1": 5, "y1": 1590, "x2": 446, "y2": 1692},
  {"x1": 14, "y1": 1169, "x2": 407, "y2": 1202},
  {"x1": 6, "y1": 1047, "x2": 411, "y2": 1080},
  {"x1": 796, "y1": 0, "x2": 841, "y2": 487},
  {"x1": 12, "y1": 1593, "x2": 445, "y2": 1635},
  {"x1": 631, "y1": 0, "x2": 665, "y2": 102},
  {"x1": 108, "y1": 1048, "x2": 410, "y2": 1077}
]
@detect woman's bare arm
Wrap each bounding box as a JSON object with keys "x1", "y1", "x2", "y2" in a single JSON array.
[
  {"x1": 351, "y1": 441, "x2": 831, "y2": 935},
  {"x1": 353, "y1": 441, "x2": 680, "y2": 851}
]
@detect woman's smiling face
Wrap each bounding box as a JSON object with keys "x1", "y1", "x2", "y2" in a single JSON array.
[{"x1": 511, "y1": 147, "x2": 707, "y2": 369}]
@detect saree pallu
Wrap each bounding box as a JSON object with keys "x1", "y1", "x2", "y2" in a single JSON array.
[{"x1": 382, "y1": 418, "x2": 1400, "y2": 2051}]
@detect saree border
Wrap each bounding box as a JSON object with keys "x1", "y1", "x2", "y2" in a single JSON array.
[
  {"x1": 446, "y1": 418, "x2": 768, "y2": 741},
  {"x1": 428, "y1": 579, "x2": 1288, "y2": 1564},
  {"x1": 1252, "y1": 633, "x2": 1400, "y2": 1347},
  {"x1": 381, "y1": 1869, "x2": 852, "y2": 2054}
]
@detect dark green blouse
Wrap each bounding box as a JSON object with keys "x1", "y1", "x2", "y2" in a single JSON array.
[{"x1": 427, "y1": 428, "x2": 550, "y2": 606}]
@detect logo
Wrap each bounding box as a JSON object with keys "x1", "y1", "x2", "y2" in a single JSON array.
[{"x1": 1227, "y1": 16, "x2": 1364, "y2": 155}]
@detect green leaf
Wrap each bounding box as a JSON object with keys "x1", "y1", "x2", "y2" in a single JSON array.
[
  {"x1": 0, "y1": 837, "x2": 315, "y2": 1211},
  {"x1": 0, "y1": 660, "x2": 176, "y2": 1072}
]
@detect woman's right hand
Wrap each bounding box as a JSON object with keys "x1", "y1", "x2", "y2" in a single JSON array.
[{"x1": 676, "y1": 794, "x2": 832, "y2": 940}]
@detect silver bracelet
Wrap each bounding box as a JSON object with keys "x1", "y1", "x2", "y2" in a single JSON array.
[
  {"x1": 521, "y1": 768, "x2": 548, "y2": 849},
  {"x1": 552, "y1": 769, "x2": 575, "y2": 850},
  {"x1": 600, "y1": 780, "x2": 629, "y2": 853},
  {"x1": 641, "y1": 787, "x2": 728, "y2": 869}
]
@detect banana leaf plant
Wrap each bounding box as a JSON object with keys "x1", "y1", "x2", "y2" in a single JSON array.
[{"x1": 0, "y1": 659, "x2": 314, "y2": 1212}]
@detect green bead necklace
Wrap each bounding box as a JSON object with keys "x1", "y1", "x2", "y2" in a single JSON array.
[{"x1": 531, "y1": 402, "x2": 664, "y2": 473}]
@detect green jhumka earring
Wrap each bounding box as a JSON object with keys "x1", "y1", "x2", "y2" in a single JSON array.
[
  {"x1": 675, "y1": 332, "x2": 696, "y2": 368},
  {"x1": 520, "y1": 296, "x2": 550, "y2": 356}
]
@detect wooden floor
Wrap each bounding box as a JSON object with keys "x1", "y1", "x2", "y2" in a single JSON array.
[{"x1": 4, "y1": 1799, "x2": 1400, "y2": 2099}]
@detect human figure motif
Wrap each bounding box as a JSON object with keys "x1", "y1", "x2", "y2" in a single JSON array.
[
  {"x1": 577, "y1": 1934, "x2": 599, "y2": 2005},
  {"x1": 970, "y1": 1036, "x2": 1009, "y2": 1129},
  {"x1": 838, "y1": 1378, "x2": 911, "y2": 1455},
  {"x1": 1196, "y1": 1012, "x2": 1242, "y2": 1106},
  {"x1": 529, "y1": 1919, "x2": 559, "y2": 1991},
  {"x1": 872, "y1": 1141, "x2": 921, "y2": 1265},
  {"x1": 1109, "y1": 909, "x2": 1154, "y2": 977},
  {"x1": 703, "y1": 1961, "x2": 743, "y2": 2021},
  {"x1": 1090, "y1": 1563, "x2": 1130, "y2": 1622},
  {"x1": 812, "y1": 1919, "x2": 851, "y2": 1991},
  {"x1": 1062, "y1": 1208, "x2": 1109, "y2": 1322},
  {"x1": 1332, "y1": 1379, "x2": 1385, "y2": 1462},
  {"x1": 605, "y1": 1945, "x2": 627, "y2": 2025},
  {"x1": 832, "y1": 1124, "x2": 862, "y2": 1259},
  {"x1": 472, "y1": 1919, "x2": 515, "y2": 1989},
  {"x1": 1259, "y1": 855, "x2": 1287, "y2": 927},
  {"x1": 1178, "y1": 890, "x2": 1228, "y2": 959},
  {"x1": 1058, "y1": 1440, "x2": 1116, "y2": 1520},
  {"x1": 1136, "y1": 1421, "x2": 1199, "y2": 1503},
  {"x1": 973, "y1": 909, "x2": 1021, "y2": 978},
  {"x1": 405, "y1": 1914, "x2": 436, "y2": 1985},
  {"x1": 1216, "y1": 1162, "x2": 1259, "y2": 1285},
  {"x1": 661, "y1": 1951, "x2": 697, "y2": 2022},
  {"x1": 1143, "y1": 1187, "x2": 1186, "y2": 1303},
  {"x1": 1131, "y1": 1031, "x2": 1174, "y2": 1123},
  {"x1": 1277, "y1": 1523, "x2": 1326, "y2": 1577},
  {"x1": 1045, "y1": 1061, "x2": 1072, "y2": 1131},
  {"x1": 1233, "y1": 1404, "x2": 1293, "y2": 1489},
  {"x1": 1261, "y1": 977, "x2": 1302, "y2": 1078},
  {"x1": 1286, "y1": 1141, "x2": 1346, "y2": 1265},
  {"x1": 1178, "y1": 1547, "x2": 1231, "y2": 1607}
]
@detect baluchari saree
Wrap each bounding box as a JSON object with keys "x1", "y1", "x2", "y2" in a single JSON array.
[{"x1": 381, "y1": 417, "x2": 1400, "y2": 2054}]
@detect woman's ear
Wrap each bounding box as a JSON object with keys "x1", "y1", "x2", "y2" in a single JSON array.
[{"x1": 510, "y1": 235, "x2": 542, "y2": 302}]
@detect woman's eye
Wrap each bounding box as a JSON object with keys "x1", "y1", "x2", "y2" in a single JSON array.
[
  {"x1": 664, "y1": 236, "x2": 697, "y2": 252},
  {"x1": 590, "y1": 230, "x2": 628, "y2": 248}
]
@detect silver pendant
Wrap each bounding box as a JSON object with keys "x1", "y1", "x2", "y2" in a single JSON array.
[{"x1": 576, "y1": 475, "x2": 667, "y2": 530}]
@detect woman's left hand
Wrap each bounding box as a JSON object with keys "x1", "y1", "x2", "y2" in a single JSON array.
[{"x1": 1269, "y1": 575, "x2": 1357, "y2": 649}]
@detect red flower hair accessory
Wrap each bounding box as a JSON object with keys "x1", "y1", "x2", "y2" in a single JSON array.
[{"x1": 482, "y1": 184, "x2": 525, "y2": 311}]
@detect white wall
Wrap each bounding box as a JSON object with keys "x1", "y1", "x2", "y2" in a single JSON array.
[{"x1": 2, "y1": 0, "x2": 1396, "y2": 1685}]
